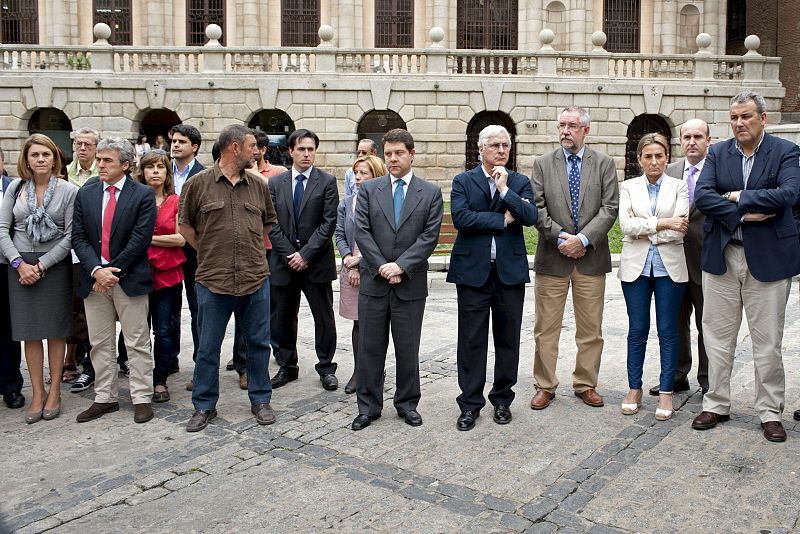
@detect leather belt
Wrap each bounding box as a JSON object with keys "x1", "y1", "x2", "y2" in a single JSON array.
[{"x1": 728, "y1": 238, "x2": 744, "y2": 247}]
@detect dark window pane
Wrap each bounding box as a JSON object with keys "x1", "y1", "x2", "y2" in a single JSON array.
[
  {"x1": 457, "y1": 0, "x2": 518, "y2": 50},
  {"x1": 94, "y1": 0, "x2": 132, "y2": 45},
  {"x1": 281, "y1": 0, "x2": 321, "y2": 46},
  {"x1": 603, "y1": 0, "x2": 640, "y2": 53},
  {"x1": 187, "y1": 0, "x2": 225, "y2": 46},
  {"x1": 375, "y1": 0, "x2": 413, "y2": 48},
  {"x1": 1, "y1": 0, "x2": 38, "y2": 44}
]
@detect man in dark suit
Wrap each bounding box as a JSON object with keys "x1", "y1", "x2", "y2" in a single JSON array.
[
  {"x1": 72, "y1": 137, "x2": 157, "y2": 424},
  {"x1": 530, "y1": 106, "x2": 619, "y2": 410},
  {"x1": 350, "y1": 128, "x2": 443, "y2": 431},
  {"x1": 0, "y1": 169, "x2": 24, "y2": 409},
  {"x1": 692, "y1": 91, "x2": 800, "y2": 443},
  {"x1": 647, "y1": 118, "x2": 711, "y2": 396},
  {"x1": 268, "y1": 129, "x2": 340, "y2": 391},
  {"x1": 447, "y1": 125, "x2": 538, "y2": 431}
]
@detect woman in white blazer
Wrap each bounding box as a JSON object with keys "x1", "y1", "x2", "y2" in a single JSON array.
[{"x1": 618, "y1": 133, "x2": 688, "y2": 421}]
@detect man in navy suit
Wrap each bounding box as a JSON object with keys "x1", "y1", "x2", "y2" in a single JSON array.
[
  {"x1": 692, "y1": 91, "x2": 800, "y2": 442},
  {"x1": 447, "y1": 125, "x2": 537, "y2": 431},
  {"x1": 72, "y1": 137, "x2": 157, "y2": 424}
]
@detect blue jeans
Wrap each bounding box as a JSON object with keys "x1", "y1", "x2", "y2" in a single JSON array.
[
  {"x1": 149, "y1": 282, "x2": 183, "y2": 386},
  {"x1": 192, "y1": 281, "x2": 272, "y2": 410},
  {"x1": 621, "y1": 275, "x2": 687, "y2": 392}
]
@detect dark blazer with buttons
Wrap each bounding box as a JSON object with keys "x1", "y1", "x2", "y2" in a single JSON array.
[
  {"x1": 72, "y1": 178, "x2": 157, "y2": 298},
  {"x1": 694, "y1": 133, "x2": 800, "y2": 282},
  {"x1": 666, "y1": 158, "x2": 705, "y2": 284},
  {"x1": 446, "y1": 166, "x2": 538, "y2": 287},
  {"x1": 268, "y1": 167, "x2": 339, "y2": 286},
  {"x1": 355, "y1": 174, "x2": 443, "y2": 301}
]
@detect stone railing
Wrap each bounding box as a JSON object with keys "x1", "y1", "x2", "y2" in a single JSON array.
[{"x1": 0, "y1": 23, "x2": 781, "y2": 84}]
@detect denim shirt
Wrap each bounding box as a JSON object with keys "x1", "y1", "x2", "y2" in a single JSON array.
[{"x1": 640, "y1": 175, "x2": 669, "y2": 278}]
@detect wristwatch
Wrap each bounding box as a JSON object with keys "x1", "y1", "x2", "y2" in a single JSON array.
[{"x1": 10, "y1": 257, "x2": 23, "y2": 270}]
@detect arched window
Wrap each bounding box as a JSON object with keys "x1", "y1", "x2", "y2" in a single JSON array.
[
  {"x1": 0, "y1": 0, "x2": 38, "y2": 44},
  {"x1": 465, "y1": 111, "x2": 517, "y2": 172},
  {"x1": 603, "y1": 0, "x2": 640, "y2": 53},
  {"x1": 678, "y1": 5, "x2": 700, "y2": 54},
  {"x1": 187, "y1": 0, "x2": 225, "y2": 46},
  {"x1": 249, "y1": 110, "x2": 296, "y2": 167},
  {"x1": 281, "y1": 0, "x2": 320, "y2": 46},
  {"x1": 375, "y1": 0, "x2": 413, "y2": 48},
  {"x1": 625, "y1": 114, "x2": 672, "y2": 180},
  {"x1": 544, "y1": 1, "x2": 567, "y2": 51},
  {"x1": 456, "y1": 0, "x2": 518, "y2": 50},
  {"x1": 93, "y1": 0, "x2": 132, "y2": 45},
  {"x1": 28, "y1": 108, "x2": 73, "y2": 161},
  {"x1": 357, "y1": 110, "x2": 407, "y2": 158},
  {"x1": 139, "y1": 108, "x2": 182, "y2": 152}
]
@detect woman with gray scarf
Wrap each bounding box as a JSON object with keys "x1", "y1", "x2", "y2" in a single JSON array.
[{"x1": 0, "y1": 134, "x2": 78, "y2": 423}]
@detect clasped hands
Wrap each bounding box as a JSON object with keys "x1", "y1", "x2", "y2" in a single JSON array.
[
  {"x1": 92, "y1": 266, "x2": 121, "y2": 293},
  {"x1": 558, "y1": 233, "x2": 586, "y2": 259},
  {"x1": 725, "y1": 190, "x2": 776, "y2": 222},
  {"x1": 17, "y1": 262, "x2": 43, "y2": 286},
  {"x1": 378, "y1": 262, "x2": 403, "y2": 284},
  {"x1": 287, "y1": 251, "x2": 309, "y2": 271}
]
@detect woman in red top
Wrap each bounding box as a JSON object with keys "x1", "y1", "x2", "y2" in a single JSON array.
[{"x1": 135, "y1": 150, "x2": 185, "y2": 403}]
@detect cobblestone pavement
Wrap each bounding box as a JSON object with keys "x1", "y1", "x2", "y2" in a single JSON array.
[{"x1": 2, "y1": 272, "x2": 800, "y2": 533}]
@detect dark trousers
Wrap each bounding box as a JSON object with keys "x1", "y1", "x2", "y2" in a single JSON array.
[
  {"x1": 455, "y1": 270, "x2": 525, "y2": 412},
  {"x1": 356, "y1": 290, "x2": 425, "y2": 416},
  {"x1": 676, "y1": 278, "x2": 709, "y2": 390},
  {"x1": 182, "y1": 244, "x2": 199, "y2": 362},
  {"x1": 0, "y1": 265, "x2": 22, "y2": 395},
  {"x1": 150, "y1": 282, "x2": 182, "y2": 386},
  {"x1": 271, "y1": 276, "x2": 337, "y2": 376},
  {"x1": 231, "y1": 321, "x2": 249, "y2": 375}
]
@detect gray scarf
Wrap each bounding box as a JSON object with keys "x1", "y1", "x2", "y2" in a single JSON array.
[{"x1": 24, "y1": 177, "x2": 59, "y2": 243}]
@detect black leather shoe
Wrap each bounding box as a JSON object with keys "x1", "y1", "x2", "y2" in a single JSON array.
[
  {"x1": 794, "y1": 409, "x2": 800, "y2": 422},
  {"x1": 649, "y1": 380, "x2": 690, "y2": 396},
  {"x1": 493, "y1": 405, "x2": 512, "y2": 425},
  {"x1": 3, "y1": 391, "x2": 25, "y2": 409},
  {"x1": 457, "y1": 410, "x2": 479, "y2": 431},
  {"x1": 320, "y1": 374, "x2": 338, "y2": 391},
  {"x1": 270, "y1": 369, "x2": 298, "y2": 389},
  {"x1": 397, "y1": 409, "x2": 422, "y2": 426},
  {"x1": 351, "y1": 413, "x2": 380, "y2": 431}
]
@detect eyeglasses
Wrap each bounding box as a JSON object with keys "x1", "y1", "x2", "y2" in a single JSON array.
[
  {"x1": 486, "y1": 143, "x2": 510, "y2": 151},
  {"x1": 557, "y1": 122, "x2": 584, "y2": 131},
  {"x1": 74, "y1": 141, "x2": 96, "y2": 148}
]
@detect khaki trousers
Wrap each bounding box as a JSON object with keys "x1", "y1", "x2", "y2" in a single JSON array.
[
  {"x1": 84, "y1": 286, "x2": 152, "y2": 404},
  {"x1": 701, "y1": 245, "x2": 790, "y2": 422},
  {"x1": 533, "y1": 268, "x2": 606, "y2": 393}
]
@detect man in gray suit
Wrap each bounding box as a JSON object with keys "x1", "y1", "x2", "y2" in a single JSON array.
[
  {"x1": 530, "y1": 106, "x2": 619, "y2": 410},
  {"x1": 350, "y1": 129, "x2": 443, "y2": 431},
  {"x1": 648, "y1": 118, "x2": 710, "y2": 396}
]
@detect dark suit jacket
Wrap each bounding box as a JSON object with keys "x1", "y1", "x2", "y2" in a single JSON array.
[
  {"x1": 666, "y1": 158, "x2": 705, "y2": 284},
  {"x1": 268, "y1": 167, "x2": 339, "y2": 286},
  {"x1": 72, "y1": 177, "x2": 157, "y2": 298},
  {"x1": 446, "y1": 166, "x2": 538, "y2": 287},
  {"x1": 532, "y1": 146, "x2": 619, "y2": 276},
  {"x1": 355, "y1": 174, "x2": 443, "y2": 300},
  {"x1": 695, "y1": 133, "x2": 800, "y2": 282},
  {"x1": 186, "y1": 159, "x2": 205, "y2": 179}
]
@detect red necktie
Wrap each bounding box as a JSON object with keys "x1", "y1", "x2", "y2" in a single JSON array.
[{"x1": 102, "y1": 185, "x2": 116, "y2": 262}]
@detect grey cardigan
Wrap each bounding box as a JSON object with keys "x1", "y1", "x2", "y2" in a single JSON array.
[{"x1": 0, "y1": 178, "x2": 79, "y2": 269}]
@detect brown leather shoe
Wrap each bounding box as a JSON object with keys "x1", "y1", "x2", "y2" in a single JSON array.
[
  {"x1": 186, "y1": 409, "x2": 217, "y2": 432},
  {"x1": 530, "y1": 390, "x2": 555, "y2": 410},
  {"x1": 691, "y1": 410, "x2": 730, "y2": 430},
  {"x1": 239, "y1": 373, "x2": 248, "y2": 390},
  {"x1": 251, "y1": 403, "x2": 276, "y2": 425},
  {"x1": 76, "y1": 402, "x2": 119, "y2": 423},
  {"x1": 575, "y1": 389, "x2": 604, "y2": 407},
  {"x1": 761, "y1": 421, "x2": 787, "y2": 442},
  {"x1": 134, "y1": 403, "x2": 154, "y2": 424}
]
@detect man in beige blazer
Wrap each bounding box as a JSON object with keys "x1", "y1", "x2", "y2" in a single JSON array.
[
  {"x1": 530, "y1": 106, "x2": 619, "y2": 410},
  {"x1": 647, "y1": 118, "x2": 710, "y2": 396}
]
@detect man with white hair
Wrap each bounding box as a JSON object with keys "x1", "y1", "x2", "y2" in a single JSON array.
[{"x1": 447, "y1": 125, "x2": 537, "y2": 431}]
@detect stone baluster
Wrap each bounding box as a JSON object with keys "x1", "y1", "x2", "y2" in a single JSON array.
[
  {"x1": 536, "y1": 29, "x2": 557, "y2": 76},
  {"x1": 742, "y1": 35, "x2": 764, "y2": 82},
  {"x1": 316, "y1": 25, "x2": 336, "y2": 73},
  {"x1": 203, "y1": 24, "x2": 225, "y2": 73},
  {"x1": 588, "y1": 31, "x2": 610, "y2": 77},
  {"x1": 90, "y1": 23, "x2": 114, "y2": 73},
  {"x1": 693, "y1": 33, "x2": 714, "y2": 80},
  {"x1": 426, "y1": 27, "x2": 447, "y2": 75}
]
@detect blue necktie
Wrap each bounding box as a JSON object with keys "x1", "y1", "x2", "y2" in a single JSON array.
[
  {"x1": 293, "y1": 174, "x2": 306, "y2": 226},
  {"x1": 567, "y1": 154, "x2": 581, "y2": 232},
  {"x1": 393, "y1": 178, "x2": 405, "y2": 226}
]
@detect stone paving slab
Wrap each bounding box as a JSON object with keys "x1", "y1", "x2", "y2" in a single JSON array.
[{"x1": 1, "y1": 272, "x2": 800, "y2": 533}]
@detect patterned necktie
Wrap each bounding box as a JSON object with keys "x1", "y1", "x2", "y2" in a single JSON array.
[
  {"x1": 102, "y1": 185, "x2": 117, "y2": 262},
  {"x1": 567, "y1": 154, "x2": 581, "y2": 232},
  {"x1": 393, "y1": 178, "x2": 405, "y2": 226},
  {"x1": 293, "y1": 174, "x2": 306, "y2": 226},
  {"x1": 687, "y1": 166, "x2": 698, "y2": 205}
]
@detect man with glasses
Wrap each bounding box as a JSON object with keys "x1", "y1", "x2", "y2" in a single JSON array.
[
  {"x1": 67, "y1": 127, "x2": 99, "y2": 187},
  {"x1": 530, "y1": 106, "x2": 619, "y2": 411},
  {"x1": 447, "y1": 125, "x2": 537, "y2": 431}
]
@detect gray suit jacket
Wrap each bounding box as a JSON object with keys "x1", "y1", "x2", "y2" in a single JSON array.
[
  {"x1": 355, "y1": 173, "x2": 443, "y2": 300},
  {"x1": 532, "y1": 146, "x2": 619, "y2": 276},
  {"x1": 666, "y1": 158, "x2": 704, "y2": 284}
]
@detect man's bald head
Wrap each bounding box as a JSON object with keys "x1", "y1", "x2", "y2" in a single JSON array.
[{"x1": 679, "y1": 118, "x2": 711, "y2": 165}]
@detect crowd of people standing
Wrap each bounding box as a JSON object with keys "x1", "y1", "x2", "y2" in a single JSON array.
[{"x1": 0, "y1": 90, "x2": 798, "y2": 443}]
